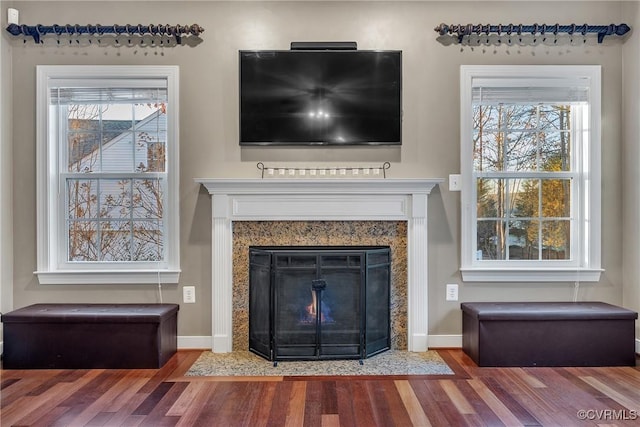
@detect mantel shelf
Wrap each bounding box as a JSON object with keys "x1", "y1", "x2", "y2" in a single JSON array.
[{"x1": 195, "y1": 178, "x2": 444, "y2": 196}]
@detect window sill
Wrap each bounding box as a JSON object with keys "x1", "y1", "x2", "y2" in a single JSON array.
[
  {"x1": 34, "y1": 269, "x2": 181, "y2": 285},
  {"x1": 460, "y1": 267, "x2": 603, "y2": 283}
]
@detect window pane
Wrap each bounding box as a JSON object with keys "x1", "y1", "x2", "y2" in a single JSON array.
[
  {"x1": 539, "y1": 105, "x2": 571, "y2": 131},
  {"x1": 135, "y1": 132, "x2": 166, "y2": 172},
  {"x1": 64, "y1": 102, "x2": 168, "y2": 174},
  {"x1": 101, "y1": 132, "x2": 135, "y2": 172},
  {"x1": 68, "y1": 132, "x2": 100, "y2": 172},
  {"x1": 68, "y1": 220, "x2": 98, "y2": 261},
  {"x1": 100, "y1": 179, "x2": 132, "y2": 219},
  {"x1": 67, "y1": 104, "x2": 101, "y2": 130},
  {"x1": 473, "y1": 131, "x2": 502, "y2": 171},
  {"x1": 477, "y1": 178, "x2": 524, "y2": 221},
  {"x1": 134, "y1": 103, "x2": 166, "y2": 122},
  {"x1": 539, "y1": 131, "x2": 571, "y2": 171},
  {"x1": 542, "y1": 179, "x2": 571, "y2": 218},
  {"x1": 476, "y1": 219, "x2": 506, "y2": 260},
  {"x1": 101, "y1": 220, "x2": 132, "y2": 261},
  {"x1": 511, "y1": 179, "x2": 539, "y2": 218},
  {"x1": 504, "y1": 105, "x2": 538, "y2": 130},
  {"x1": 473, "y1": 104, "x2": 508, "y2": 130},
  {"x1": 542, "y1": 220, "x2": 570, "y2": 259},
  {"x1": 477, "y1": 178, "x2": 500, "y2": 218},
  {"x1": 510, "y1": 219, "x2": 539, "y2": 260},
  {"x1": 67, "y1": 179, "x2": 98, "y2": 219},
  {"x1": 66, "y1": 103, "x2": 135, "y2": 173},
  {"x1": 133, "y1": 179, "x2": 164, "y2": 219},
  {"x1": 132, "y1": 220, "x2": 163, "y2": 261},
  {"x1": 474, "y1": 103, "x2": 574, "y2": 218},
  {"x1": 473, "y1": 130, "x2": 541, "y2": 172},
  {"x1": 473, "y1": 104, "x2": 574, "y2": 174},
  {"x1": 506, "y1": 131, "x2": 537, "y2": 171}
]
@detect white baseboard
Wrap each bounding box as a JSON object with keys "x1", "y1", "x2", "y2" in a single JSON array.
[
  {"x1": 428, "y1": 334, "x2": 463, "y2": 349},
  {"x1": 177, "y1": 335, "x2": 211, "y2": 350},
  {"x1": 636, "y1": 338, "x2": 640, "y2": 355}
]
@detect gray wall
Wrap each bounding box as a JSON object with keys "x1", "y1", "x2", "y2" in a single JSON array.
[
  {"x1": 1, "y1": 0, "x2": 14, "y2": 344},
  {"x1": 622, "y1": 1, "x2": 640, "y2": 345},
  {"x1": 3, "y1": 1, "x2": 631, "y2": 342}
]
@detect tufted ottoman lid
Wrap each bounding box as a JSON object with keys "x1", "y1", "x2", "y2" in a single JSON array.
[
  {"x1": 1, "y1": 303, "x2": 179, "y2": 324},
  {"x1": 461, "y1": 301, "x2": 637, "y2": 321}
]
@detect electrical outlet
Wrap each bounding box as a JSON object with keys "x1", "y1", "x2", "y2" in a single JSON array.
[
  {"x1": 446, "y1": 283, "x2": 459, "y2": 301},
  {"x1": 7, "y1": 8, "x2": 19, "y2": 25},
  {"x1": 183, "y1": 286, "x2": 196, "y2": 303},
  {"x1": 449, "y1": 174, "x2": 462, "y2": 191}
]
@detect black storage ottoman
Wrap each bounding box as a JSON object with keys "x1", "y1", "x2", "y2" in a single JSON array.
[
  {"x1": 2, "y1": 303, "x2": 179, "y2": 369},
  {"x1": 461, "y1": 301, "x2": 637, "y2": 367}
]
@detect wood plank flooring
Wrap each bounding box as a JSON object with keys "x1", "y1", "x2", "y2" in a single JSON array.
[{"x1": 2, "y1": 349, "x2": 639, "y2": 426}]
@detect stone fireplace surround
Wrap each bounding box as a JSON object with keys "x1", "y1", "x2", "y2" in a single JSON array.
[
  {"x1": 196, "y1": 178, "x2": 443, "y2": 353},
  {"x1": 234, "y1": 221, "x2": 406, "y2": 351}
]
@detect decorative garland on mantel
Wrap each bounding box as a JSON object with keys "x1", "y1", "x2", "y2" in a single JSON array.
[{"x1": 256, "y1": 162, "x2": 392, "y2": 179}]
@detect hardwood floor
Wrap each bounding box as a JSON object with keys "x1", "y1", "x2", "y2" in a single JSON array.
[{"x1": 2, "y1": 349, "x2": 640, "y2": 426}]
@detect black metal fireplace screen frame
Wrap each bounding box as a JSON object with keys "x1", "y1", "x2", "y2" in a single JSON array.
[{"x1": 249, "y1": 246, "x2": 391, "y2": 363}]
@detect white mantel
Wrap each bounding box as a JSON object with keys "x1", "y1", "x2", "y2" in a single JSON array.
[{"x1": 196, "y1": 178, "x2": 443, "y2": 353}]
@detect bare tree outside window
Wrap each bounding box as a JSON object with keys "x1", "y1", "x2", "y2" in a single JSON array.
[
  {"x1": 473, "y1": 104, "x2": 572, "y2": 261},
  {"x1": 64, "y1": 96, "x2": 167, "y2": 262}
]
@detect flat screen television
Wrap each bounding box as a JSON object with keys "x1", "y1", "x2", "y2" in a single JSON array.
[{"x1": 239, "y1": 50, "x2": 402, "y2": 146}]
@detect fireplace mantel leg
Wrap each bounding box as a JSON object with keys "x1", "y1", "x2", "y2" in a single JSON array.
[
  {"x1": 211, "y1": 194, "x2": 233, "y2": 353},
  {"x1": 408, "y1": 193, "x2": 429, "y2": 352}
]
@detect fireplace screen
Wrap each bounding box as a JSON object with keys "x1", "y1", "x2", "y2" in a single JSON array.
[{"x1": 249, "y1": 246, "x2": 391, "y2": 362}]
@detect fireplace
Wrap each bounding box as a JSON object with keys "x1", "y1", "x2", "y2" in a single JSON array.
[
  {"x1": 249, "y1": 246, "x2": 391, "y2": 361},
  {"x1": 195, "y1": 178, "x2": 443, "y2": 353}
]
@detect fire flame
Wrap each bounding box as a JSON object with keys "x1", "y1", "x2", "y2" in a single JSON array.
[{"x1": 300, "y1": 290, "x2": 335, "y2": 324}]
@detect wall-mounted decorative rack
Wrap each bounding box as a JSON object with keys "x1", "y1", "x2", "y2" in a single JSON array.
[
  {"x1": 257, "y1": 162, "x2": 391, "y2": 179},
  {"x1": 5, "y1": 23, "x2": 204, "y2": 45},
  {"x1": 434, "y1": 22, "x2": 630, "y2": 44}
]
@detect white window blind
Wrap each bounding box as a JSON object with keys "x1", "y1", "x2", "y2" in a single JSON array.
[{"x1": 472, "y1": 79, "x2": 590, "y2": 105}]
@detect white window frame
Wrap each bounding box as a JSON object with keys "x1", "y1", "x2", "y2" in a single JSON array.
[
  {"x1": 460, "y1": 65, "x2": 603, "y2": 282},
  {"x1": 35, "y1": 65, "x2": 180, "y2": 284}
]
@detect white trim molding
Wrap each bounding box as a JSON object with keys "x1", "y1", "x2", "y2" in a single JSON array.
[
  {"x1": 460, "y1": 268, "x2": 603, "y2": 283},
  {"x1": 427, "y1": 334, "x2": 463, "y2": 349},
  {"x1": 196, "y1": 178, "x2": 443, "y2": 353},
  {"x1": 178, "y1": 335, "x2": 212, "y2": 350}
]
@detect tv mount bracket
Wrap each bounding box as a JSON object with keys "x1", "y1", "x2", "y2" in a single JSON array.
[{"x1": 290, "y1": 41, "x2": 357, "y2": 50}]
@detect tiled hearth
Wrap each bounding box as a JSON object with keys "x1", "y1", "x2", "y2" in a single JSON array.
[{"x1": 196, "y1": 178, "x2": 443, "y2": 353}]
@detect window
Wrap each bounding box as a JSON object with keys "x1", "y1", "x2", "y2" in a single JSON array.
[
  {"x1": 460, "y1": 65, "x2": 602, "y2": 282},
  {"x1": 36, "y1": 66, "x2": 180, "y2": 284}
]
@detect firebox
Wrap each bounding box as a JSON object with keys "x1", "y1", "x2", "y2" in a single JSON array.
[{"x1": 249, "y1": 246, "x2": 391, "y2": 362}]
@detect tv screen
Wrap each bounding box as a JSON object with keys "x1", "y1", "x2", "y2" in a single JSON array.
[{"x1": 239, "y1": 50, "x2": 402, "y2": 146}]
